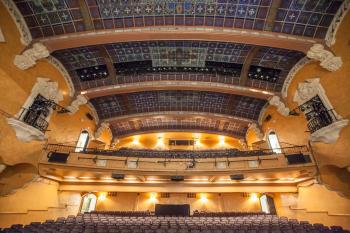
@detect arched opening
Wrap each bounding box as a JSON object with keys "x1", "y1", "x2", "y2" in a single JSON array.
[
  {"x1": 267, "y1": 131, "x2": 281, "y2": 154},
  {"x1": 80, "y1": 193, "x2": 97, "y2": 213},
  {"x1": 75, "y1": 130, "x2": 89, "y2": 152}
]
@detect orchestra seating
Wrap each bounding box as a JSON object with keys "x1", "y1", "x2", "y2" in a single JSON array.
[{"x1": 1, "y1": 212, "x2": 348, "y2": 233}]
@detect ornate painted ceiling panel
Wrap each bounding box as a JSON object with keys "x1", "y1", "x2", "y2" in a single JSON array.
[
  {"x1": 52, "y1": 40, "x2": 305, "y2": 92},
  {"x1": 110, "y1": 116, "x2": 248, "y2": 138},
  {"x1": 90, "y1": 90, "x2": 267, "y2": 121},
  {"x1": 14, "y1": 0, "x2": 343, "y2": 39}
]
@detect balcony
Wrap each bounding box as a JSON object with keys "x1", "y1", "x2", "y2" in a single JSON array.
[{"x1": 39, "y1": 144, "x2": 317, "y2": 188}]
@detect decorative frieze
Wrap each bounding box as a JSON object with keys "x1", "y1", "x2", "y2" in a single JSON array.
[
  {"x1": 268, "y1": 96, "x2": 290, "y2": 116},
  {"x1": 282, "y1": 57, "x2": 311, "y2": 98},
  {"x1": 14, "y1": 43, "x2": 50, "y2": 70},
  {"x1": 66, "y1": 95, "x2": 88, "y2": 115},
  {"x1": 325, "y1": 0, "x2": 350, "y2": 47},
  {"x1": 46, "y1": 56, "x2": 75, "y2": 97},
  {"x1": 307, "y1": 44, "x2": 342, "y2": 72},
  {"x1": 2, "y1": 0, "x2": 32, "y2": 45}
]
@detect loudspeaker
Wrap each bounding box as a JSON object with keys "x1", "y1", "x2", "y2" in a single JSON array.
[
  {"x1": 171, "y1": 176, "x2": 184, "y2": 181},
  {"x1": 230, "y1": 174, "x2": 244, "y2": 180},
  {"x1": 48, "y1": 152, "x2": 69, "y2": 163},
  {"x1": 111, "y1": 174, "x2": 125, "y2": 180},
  {"x1": 285, "y1": 154, "x2": 311, "y2": 165}
]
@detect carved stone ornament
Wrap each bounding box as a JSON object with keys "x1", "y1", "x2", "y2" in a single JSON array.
[
  {"x1": 269, "y1": 96, "x2": 290, "y2": 116},
  {"x1": 94, "y1": 122, "x2": 113, "y2": 140},
  {"x1": 14, "y1": 43, "x2": 50, "y2": 70},
  {"x1": 0, "y1": 164, "x2": 6, "y2": 174},
  {"x1": 67, "y1": 95, "x2": 88, "y2": 115},
  {"x1": 32, "y1": 77, "x2": 63, "y2": 103},
  {"x1": 307, "y1": 44, "x2": 342, "y2": 72},
  {"x1": 293, "y1": 78, "x2": 348, "y2": 144},
  {"x1": 247, "y1": 123, "x2": 264, "y2": 141},
  {"x1": 293, "y1": 79, "x2": 321, "y2": 105},
  {"x1": 6, "y1": 118, "x2": 46, "y2": 142}
]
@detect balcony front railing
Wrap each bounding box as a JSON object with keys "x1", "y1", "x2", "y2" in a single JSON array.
[
  {"x1": 44, "y1": 143, "x2": 310, "y2": 160},
  {"x1": 18, "y1": 108, "x2": 49, "y2": 132}
]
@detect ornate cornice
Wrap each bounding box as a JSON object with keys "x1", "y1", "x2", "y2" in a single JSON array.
[
  {"x1": 2, "y1": 0, "x2": 32, "y2": 46},
  {"x1": 46, "y1": 56, "x2": 75, "y2": 97},
  {"x1": 325, "y1": 0, "x2": 350, "y2": 47},
  {"x1": 282, "y1": 57, "x2": 311, "y2": 98}
]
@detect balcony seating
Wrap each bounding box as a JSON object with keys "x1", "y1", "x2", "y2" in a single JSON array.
[
  {"x1": 1, "y1": 212, "x2": 348, "y2": 233},
  {"x1": 82, "y1": 148, "x2": 274, "y2": 159}
]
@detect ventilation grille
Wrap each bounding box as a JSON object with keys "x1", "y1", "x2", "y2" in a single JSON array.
[
  {"x1": 160, "y1": 193, "x2": 170, "y2": 198},
  {"x1": 187, "y1": 193, "x2": 196, "y2": 198}
]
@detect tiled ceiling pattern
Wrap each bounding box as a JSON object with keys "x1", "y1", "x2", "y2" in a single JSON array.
[
  {"x1": 52, "y1": 40, "x2": 304, "y2": 92},
  {"x1": 110, "y1": 117, "x2": 248, "y2": 138},
  {"x1": 90, "y1": 90, "x2": 267, "y2": 121},
  {"x1": 15, "y1": 0, "x2": 343, "y2": 39},
  {"x1": 272, "y1": 0, "x2": 343, "y2": 38},
  {"x1": 105, "y1": 41, "x2": 251, "y2": 66},
  {"x1": 247, "y1": 47, "x2": 304, "y2": 90}
]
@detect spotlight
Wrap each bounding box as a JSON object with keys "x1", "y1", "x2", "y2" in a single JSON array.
[{"x1": 98, "y1": 192, "x2": 107, "y2": 201}]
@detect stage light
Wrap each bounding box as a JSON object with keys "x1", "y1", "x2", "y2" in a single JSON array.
[
  {"x1": 218, "y1": 135, "x2": 226, "y2": 147},
  {"x1": 250, "y1": 193, "x2": 259, "y2": 202},
  {"x1": 132, "y1": 136, "x2": 140, "y2": 145},
  {"x1": 149, "y1": 192, "x2": 158, "y2": 203},
  {"x1": 199, "y1": 193, "x2": 208, "y2": 203},
  {"x1": 155, "y1": 134, "x2": 165, "y2": 149},
  {"x1": 98, "y1": 192, "x2": 107, "y2": 201}
]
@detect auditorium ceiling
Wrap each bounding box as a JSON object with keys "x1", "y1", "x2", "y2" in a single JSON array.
[
  {"x1": 12, "y1": 0, "x2": 344, "y2": 139},
  {"x1": 15, "y1": 0, "x2": 342, "y2": 39}
]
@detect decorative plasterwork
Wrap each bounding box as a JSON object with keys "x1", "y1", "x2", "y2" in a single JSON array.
[
  {"x1": 9, "y1": 78, "x2": 63, "y2": 142},
  {"x1": 0, "y1": 28, "x2": 5, "y2": 42},
  {"x1": 0, "y1": 164, "x2": 6, "y2": 174},
  {"x1": 66, "y1": 95, "x2": 88, "y2": 115},
  {"x1": 307, "y1": 44, "x2": 342, "y2": 72},
  {"x1": 94, "y1": 122, "x2": 113, "y2": 140},
  {"x1": 325, "y1": 0, "x2": 350, "y2": 47},
  {"x1": 247, "y1": 123, "x2": 264, "y2": 141},
  {"x1": 2, "y1": 0, "x2": 32, "y2": 46},
  {"x1": 282, "y1": 57, "x2": 311, "y2": 98},
  {"x1": 14, "y1": 43, "x2": 50, "y2": 70},
  {"x1": 310, "y1": 119, "x2": 349, "y2": 144},
  {"x1": 86, "y1": 102, "x2": 99, "y2": 125},
  {"x1": 46, "y1": 56, "x2": 75, "y2": 97},
  {"x1": 269, "y1": 96, "x2": 290, "y2": 116},
  {"x1": 6, "y1": 118, "x2": 46, "y2": 142},
  {"x1": 293, "y1": 78, "x2": 348, "y2": 144}
]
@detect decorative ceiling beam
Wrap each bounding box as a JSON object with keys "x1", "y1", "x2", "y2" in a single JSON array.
[
  {"x1": 40, "y1": 28, "x2": 319, "y2": 53},
  {"x1": 81, "y1": 81, "x2": 277, "y2": 100},
  {"x1": 264, "y1": 0, "x2": 282, "y2": 31},
  {"x1": 78, "y1": 0, "x2": 94, "y2": 31},
  {"x1": 103, "y1": 111, "x2": 254, "y2": 125},
  {"x1": 96, "y1": 45, "x2": 117, "y2": 80},
  {"x1": 239, "y1": 47, "x2": 260, "y2": 86}
]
